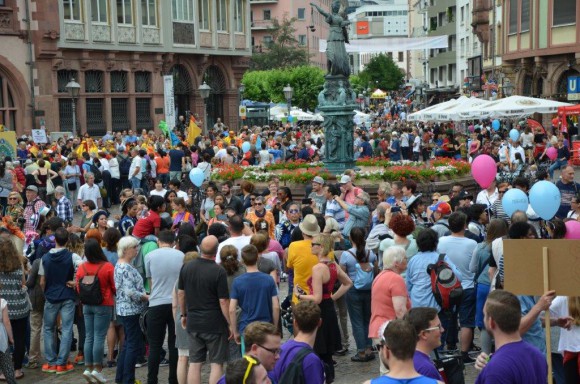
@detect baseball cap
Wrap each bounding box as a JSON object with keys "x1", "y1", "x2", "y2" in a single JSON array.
[
  {"x1": 26, "y1": 185, "x2": 39, "y2": 193},
  {"x1": 457, "y1": 190, "x2": 473, "y2": 200},
  {"x1": 428, "y1": 201, "x2": 451, "y2": 215},
  {"x1": 312, "y1": 176, "x2": 325, "y2": 185},
  {"x1": 339, "y1": 175, "x2": 351, "y2": 184}
]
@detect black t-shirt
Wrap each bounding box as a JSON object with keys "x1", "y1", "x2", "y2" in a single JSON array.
[
  {"x1": 168, "y1": 149, "x2": 185, "y2": 172},
  {"x1": 178, "y1": 258, "x2": 229, "y2": 333}
]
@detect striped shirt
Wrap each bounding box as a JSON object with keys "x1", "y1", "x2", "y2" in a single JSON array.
[
  {"x1": 325, "y1": 200, "x2": 346, "y2": 230},
  {"x1": 0, "y1": 269, "x2": 30, "y2": 320}
]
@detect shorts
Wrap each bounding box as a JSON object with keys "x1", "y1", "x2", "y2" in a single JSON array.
[
  {"x1": 458, "y1": 288, "x2": 476, "y2": 328},
  {"x1": 178, "y1": 348, "x2": 189, "y2": 357},
  {"x1": 188, "y1": 331, "x2": 228, "y2": 364}
]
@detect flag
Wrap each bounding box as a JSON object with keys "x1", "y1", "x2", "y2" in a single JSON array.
[
  {"x1": 186, "y1": 115, "x2": 201, "y2": 145},
  {"x1": 158, "y1": 120, "x2": 170, "y2": 137}
]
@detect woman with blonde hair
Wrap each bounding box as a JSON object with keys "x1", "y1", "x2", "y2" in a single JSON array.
[
  {"x1": 0, "y1": 238, "x2": 29, "y2": 379},
  {"x1": 5, "y1": 192, "x2": 23, "y2": 224},
  {"x1": 294, "y1": 233, "x2": 352, "y2": 383}
]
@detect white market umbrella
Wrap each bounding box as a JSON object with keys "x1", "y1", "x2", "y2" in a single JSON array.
[
  {"x1": 470, "y1": 95, "x2": 573, "y2": 118},
  {"x1": 434, "y1": 97, "x2": 492, "y2": 121},
  {"x1": 407, "y1": 98, "x2": 463, "y2": 122},
  {"x1": 353, "y1": 110, "x2": 371, "y2": 125}
]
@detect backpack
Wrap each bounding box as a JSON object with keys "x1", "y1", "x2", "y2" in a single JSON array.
[
  {"x1": 79, "y1": 263, "x2": 105, "y2": 305},
  {"x1": 347, "y1": 250, "x2": 374, "y2": 290},
  {"x1": 88, "y1": 163, "x2": 103, "y2": 184},
  {"x1": 278, "y1": 347, "x2": 314, "y2": 384},
  {"x1": 426, "y1": 254, "x2": 463, "y2": 311},
  {"x1": 132, "y1": 235, "x2": 158, "y2": 283},
  {"x1": 119, "y1": 155, "x2": 132, "y2": 177}
]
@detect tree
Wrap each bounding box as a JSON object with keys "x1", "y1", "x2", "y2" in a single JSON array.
[
  {"x1": 251, "y1": 16, "x2": 309, "y2": 70},
  {"x1": 242, "y1": 66, "x2": 324, "y2": 111},
  {"x1": 359, "y1": 54, "x2": 405, "y2": 91}
]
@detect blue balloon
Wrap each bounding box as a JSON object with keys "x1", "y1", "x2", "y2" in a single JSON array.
[
  {"x1": 509, "y1": 128, "x2": 520, "y2": 142},
  {"x1": 241, "y1": 141, "x2": 251, "y2": 153},
  {"x1": 501, "y1": 188, "x2": 528, "y2": 217},
  {"x1": 223, "y1": 131, "x2": 229, "y2": 137},
  {"x1": 189, "y1": 168, "x2": 205, "y2": 188},
  {"x1": 492, "y1": 120, "x2": 500, "y2": 131},
  {"x1": 529, "y1": 180, "x2": 561, "y2": 220}
]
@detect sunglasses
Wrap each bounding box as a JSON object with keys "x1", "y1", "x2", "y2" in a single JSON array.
[
  {"x1": 423, "y1": 323, "x2": 444, "y2": 332},
  {"x1": 8, "y1": 197, "x2": 18, "y2": 200},
  {"x1": 311, "y1": 242, "x2": 320, "y2": 247},
  {"x1": 250, "y1": 198, "x2": 255, "y2": 201},
  {"x1": 242, "y1": 355, "x2": 258, "y2": 384},
  {"x1": 498, "y1": 190, "x2": 507, "y2": 194},
  {"x1": 254, "y1": 203, "x2": 263, "y2": 206},
  {"x1": 288, "y1": 209, "x2": 300, "y2": 214}
]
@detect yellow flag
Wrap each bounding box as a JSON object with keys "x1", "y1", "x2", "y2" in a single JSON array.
[{"x1": 186, "y1": 116, "x2": 201, "y2": 146}]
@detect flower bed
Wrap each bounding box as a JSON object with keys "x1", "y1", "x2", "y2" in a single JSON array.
[{"x1": 210, "y1": 158, "x2": 471, "y2": 184}]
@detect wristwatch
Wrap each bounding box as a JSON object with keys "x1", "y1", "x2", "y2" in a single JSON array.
[{"x1": 180, "y1": 314, "x2": 187, "y2": 318}]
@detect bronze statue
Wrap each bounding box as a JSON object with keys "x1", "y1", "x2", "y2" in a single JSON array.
[{"x1": 311, "y1": 0, "x2": 351, "y2": 77}]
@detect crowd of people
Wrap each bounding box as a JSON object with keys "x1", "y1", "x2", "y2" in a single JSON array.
[{"x1": 0, "y1": 111, "x2": 576, "y2": 384}]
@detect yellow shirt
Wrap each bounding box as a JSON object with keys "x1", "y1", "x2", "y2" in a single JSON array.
[{"x1": 287, "y1": 239, "x2": 334, "y2": 304}]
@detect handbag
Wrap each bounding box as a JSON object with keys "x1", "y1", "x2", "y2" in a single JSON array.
[
  {"x1": 434, "y1": 350, "x2": 465, "y2": 384},
  {"x1": 46, "y1": 178, "x2": 55, "y2": 195},
  {"x1": 67, "y1": 181, "x2": 77, "y2": 191}
]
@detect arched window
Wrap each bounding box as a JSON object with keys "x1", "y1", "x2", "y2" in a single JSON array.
[{"x1": 0, "y1": 75, "x2": 17, "y2": 130}]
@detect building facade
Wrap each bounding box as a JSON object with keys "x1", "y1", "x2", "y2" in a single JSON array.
[
  {"x1": 250, "y1": 0, "x2": 328, "y2": 69},
  {"x1": 499, "y1": 0, "x2": 579, "y2": 100},
  {"x1": 0, "y1": 0, "x2": 252, "y2": 136},
  {"x1": 426, "y1": 0, "x2": 457, "y2": 91}
]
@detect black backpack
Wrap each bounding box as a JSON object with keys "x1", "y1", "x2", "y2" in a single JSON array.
[
  {"x1": 119, "y1": 156, "x2": 132, "y2": 177},
  {"x1": 278, "y1": 347, "x2": 313, "y2": 384},
  {"x1": 79, "y1": 263, "x2": 105, "y2": 305},
  {"x1": 88, "y1": 163, "x2": 103, "y2": 184}
]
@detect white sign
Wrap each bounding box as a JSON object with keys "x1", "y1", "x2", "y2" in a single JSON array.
[
  {"x1": 31, "y1": 129, "x2": 48, "y2": 144},
  {"x1": 239, "y1": 105, "x2": 247, "y2": 118},
  {"x1": 163, "y1": 75, "x2": 176, "y2": 129}
]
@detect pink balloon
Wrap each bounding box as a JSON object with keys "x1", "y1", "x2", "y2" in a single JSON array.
[
  {"x1": 471, "y1": 154, "x2": 497, "y2": 188},
  {"x1": 564, "y1": 220, "x2": 580, "y2": 239},
  {"x1": 546, "y1": 147, "x2": 557, "y2": 161}
]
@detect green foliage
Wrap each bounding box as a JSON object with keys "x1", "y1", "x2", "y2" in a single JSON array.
[
  {"x1": 359, "y1": 54, "x2": 405, "y2": 91},
  {"x1": 242, "y1": 66, "x2": 324, "y2": 110},
  {"x1": 349, "y1": 75, "x2": 365, "y2": 94},
  {"x1": 251, "y1": 16, "x2": 309, "y2": 70}
]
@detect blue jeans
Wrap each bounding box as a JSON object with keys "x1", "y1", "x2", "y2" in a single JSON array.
[
  {"x1": 169, "y1": 171, "x2": 181, "y2": 182},
  {"x1": 116, "y1": 314, "x2": 141, "y2": 384},
  {"x1": 549, "y1": 159, "x2": 567, "y2": 179},
  {"x1": 158, "y1": 173, "x2": 169, "y2": 187},
  {"x1": 346, "y1": 288, "x2": 372, "y2": 352},
  {"x1": 44, "y1": 299, "x2": 75, "y2": 366},
  {"x1": 83, "y1": 305, "x2": 112, "y2": 366},
  {"x1": 130, "y1": 176, "x2": 141, "y2": 190}
]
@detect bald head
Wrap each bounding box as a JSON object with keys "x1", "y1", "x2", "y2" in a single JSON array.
[{"x1": 200, "y1": 235, "x2": 219, "y2": 259}]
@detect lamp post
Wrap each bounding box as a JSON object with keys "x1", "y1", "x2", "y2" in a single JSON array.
[
  {"x1": 65, "y1": 78, "x2": 80, "y2": 138},
  {"x1": 238, "y1": 83, "x2": 245, "y2": 131},
  {"x1": 198, "y1": 81, "x2": 211, "y2": 136},
  {"x1": 503, "y1": 79, "x2": 515, "y2": 97},
  {"x1": 358, "y1": 93, "x2": 364, "y2": 110},
  {"x1": 283, "y1": 84, "x2": 293, "y2": 127}
]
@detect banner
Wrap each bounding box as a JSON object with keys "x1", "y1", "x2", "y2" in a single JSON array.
[
  {"x1": 163, "y1": 75, "x2": 176, "y2": 129},
  {"x1": 319, "y1": 35, "x2": 449, "y2": 53},
  {"x1": 31, "y1": 129, "x2": 48, "y2": 144},
  {"x1": 0, "y1": 131, "x2": 16, "y2": 160}
]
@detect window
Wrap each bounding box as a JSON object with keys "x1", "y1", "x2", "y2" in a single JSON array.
[
  {"x1": 135, "y1": 71, "x2": 151, "y2": 93},
  {"x1": 86, "y1": 99, "x2": 105, "y2": 136},
  {"x1": 263, "y1": 35, "x2": 273, "y2": 46},
  {"x1": 521, "y1": 0, "x2": 530, "y2": 31},
  {"x1": 0, "y1": 76, "x2": 17, "y2": 131},
  {"x1": 298, "y1": 34, "x2": 306, "y2": 46},
  {"x1": 234, "y1": 0, "x2": 244, "y2": 32},
  {"x1": 85, "y1": 70, "x2": 104, "y2": 93},
  {"x1": 141, "y1": 0, "x2": 157, "y2": 26},
  {"x1": 136, "y1": 98, "x2": 153, "y2": 129},
  {"x1": 198, "y1": 0, "x2": 210, "y2": 30},
  {"x1": 263, "y1": 10, "x2": 271, "y2": 21},
  {"x1": 111, "y1": 71, "x2": 128, "y2": 93},
  {"x1": 57, "y1": 70, "x2": 79, "y2": 93},
  {"x1": 553, "y1": 0, "x2": 576, "y2": 26},
  {"x1": 173, "y1": 0, "x2": 194, "y2": 21},
  {"x1": 217, "y1": 0, "x2": 228, "y2": 31},
  {"x1": 298, "y1": 8, "x2": 305, "y2": 20},
  {"x1": 91, "y1": 0, "x2": 108, "y2": 23},
  {"x1": 59, "y1": 99, "x2": 77, "y2": 131},
  {"x1": 509, "y1": 0, "x2": 517, "y2": 34},
  {"x1": 398, "y1": 52, "x2": 404, "y2": 62},
  {"x1": 111, "y1": 98, "x2": 129, "y2": 131},
  {"x1": 64, "y1": 0, "x2": 82, "y2": 21},
  {"x1": 116, "y1": 0, "x2": 133, "y2": 25}
]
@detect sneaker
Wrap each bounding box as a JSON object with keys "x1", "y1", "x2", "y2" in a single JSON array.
[
  {"x1": 106, "y1": 360, "x2": 116, "y2": 368},
  {"x1": 159, "y1": 358, "x2": 169, "y2": 367},
  {"x1": 26, "y1": 361, "x2": 40, "y2": 369},
  {"x1": 75, "y1": 354, "x2": 85, "y2": 365},
  {"x1": 462, "y1": 353, "x2": 476, "y2": 365},
  {"x1": 134, "y1": 359, "x2": 147, "y2": 368},
  {"x1": 83, "y1": 369, "x2": 96, "y2": 383},
  {"x1": 333, "y1": 348, "x2": 348, "y2": 356},
  {"x1": 91, "y1": 370, "x2": 108, "y2": 383},
  {"x1": 41, "y1": 364, "x2": 57, "y2": 373},
  {"x1": 56, "y1": 363, "x2": 75, "y2": 375}
]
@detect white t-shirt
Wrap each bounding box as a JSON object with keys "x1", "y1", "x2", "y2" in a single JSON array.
[
  {"x1": 549, "y1": 296, "x2": 580, "y2": 353},
  {"x1": 521, "y1": 132, "x2": 534, "y2": 148},
  {"x1": 129, "y1": 156, "x2": 142, "y2": 179},
  {"x1": 175, "y1": 190, "x2": 189, "y2": 203},
  {"x1": 99, "y1": 158, "x2": 110, "y2": 172},
  {"x1": 109, "y1": 157, "x2": 120, "y2": 179},
  {"x1": 476, "y1": 188, "x2": 499, "y2": 206},
  {"x1": 216, "y1": 235, "x2": 251, "y2": 263},
  {"x1": 259, "y1": 150, "x2": 271, "y2": 165},
  {"x1": 150, "y1": 189, "x2": 167, "y2": 198},
  {"x1": 413, "y1": 135, "x2": 421, "y2": 153},
  {"x1": 216, "y1": 148, "x2": 228, "y2": 159}
]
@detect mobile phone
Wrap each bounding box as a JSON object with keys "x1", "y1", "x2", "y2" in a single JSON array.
[{"x1": 296, "y1": 286, "x2": 307, "y2": 296}]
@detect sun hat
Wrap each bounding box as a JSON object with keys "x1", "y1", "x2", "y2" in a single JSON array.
[{"x1": 299, "y1": 214, "x2": 321, "y2": 237}]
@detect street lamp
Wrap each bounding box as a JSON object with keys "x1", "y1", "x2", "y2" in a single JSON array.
[
  {"x1": 65, "y1": 78, "x2": 80, "y2": 138},
  {"x1": 283, "y1": 84, "x2": 293, "y2": 126},
  {"x1": 358, "y1": 93, "x2": 364, "y2": 110},
  {"x1": 238, "y1": 83, "x2": 245, "y2": 130},
  {"x1": 503, "y1": 79, "x2": 515, "y2": 97},
  {"x1": 198, "y1": 81, "x2": 211, "y2": 136}
]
